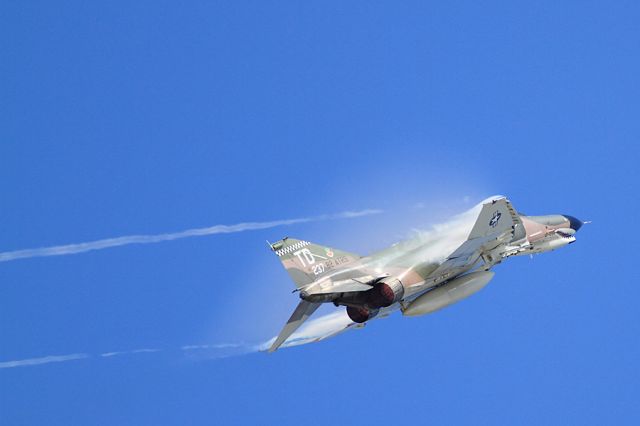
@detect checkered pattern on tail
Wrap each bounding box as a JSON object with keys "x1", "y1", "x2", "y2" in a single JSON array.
[
  {"x1": 274, "y1": 240, "x2": 310, "y2": 257},
  {"x1": 269, "y1": 237, "x2": 361, "y2": 289}
]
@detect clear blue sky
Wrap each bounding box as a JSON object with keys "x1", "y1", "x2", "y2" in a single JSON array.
[{"x1": 1, "y1": 1, "x2": 639, "y2": 424}]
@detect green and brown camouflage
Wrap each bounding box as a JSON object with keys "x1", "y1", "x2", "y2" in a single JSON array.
[{"x1": 267, "y1": 196, "x2": 585, "y2": 352}]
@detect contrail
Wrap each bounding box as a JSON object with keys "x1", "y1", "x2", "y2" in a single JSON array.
[
  {"x1": 0, "y1": 343, "x2": 257, "y2": 369},
  {"x1": 0, "y1": 209, "x2": 382, "y2": 263},
  {"x1": 0, "y1": 353, "x2": 89, "y2": 369}
]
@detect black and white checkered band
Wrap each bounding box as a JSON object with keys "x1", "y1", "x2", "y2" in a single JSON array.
[{"x1": 275, "y1": 240, "x2": 310, "y2": 257}]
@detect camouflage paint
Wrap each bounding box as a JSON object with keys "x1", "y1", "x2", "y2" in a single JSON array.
[{"x1": 268, "y1": 197, "x2": 584, "y2": 351}]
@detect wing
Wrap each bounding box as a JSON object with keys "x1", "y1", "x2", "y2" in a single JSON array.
[{"x1": 412, "y1": 197, "x2": 520, "y2": 289}]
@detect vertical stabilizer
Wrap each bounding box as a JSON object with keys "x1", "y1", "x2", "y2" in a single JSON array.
[{"x1": 270, "y1": 237, "x2": 360, "y2": 289}]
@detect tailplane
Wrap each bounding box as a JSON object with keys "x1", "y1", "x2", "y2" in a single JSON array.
[{"x1": 267, "y1": 300, "x2": 320, "y2": 352}]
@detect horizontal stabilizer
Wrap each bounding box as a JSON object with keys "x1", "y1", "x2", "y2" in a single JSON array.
[{"x1": 268, "y1": 300, "x2": 321, "y2": 353}]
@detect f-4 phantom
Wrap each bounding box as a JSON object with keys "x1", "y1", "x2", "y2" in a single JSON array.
[{"x1": 267, "y1": 196, "x2": 584, "y2": 352}]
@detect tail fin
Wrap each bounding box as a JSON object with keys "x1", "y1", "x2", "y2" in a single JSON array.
[{"x1": 270, "y1": 237, "x2": 360, "y2": 289}]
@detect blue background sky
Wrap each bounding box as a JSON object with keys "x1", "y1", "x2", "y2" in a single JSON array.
[{"x1": 1, "y1": 1, "x2": 639, "y2": 424}]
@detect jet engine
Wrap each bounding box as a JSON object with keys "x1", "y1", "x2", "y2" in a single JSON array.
[
  {"x1": 367, "y1": 277, "x2": 404, "y2": 308},
  {"x1": 347, "y1": 306, "x2": 379, "y2": 323}
]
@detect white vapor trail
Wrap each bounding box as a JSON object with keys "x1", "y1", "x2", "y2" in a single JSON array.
[
  {"x1": 0, "y1": 353, "x2": 89, "y2": 369},
  {"x1": 0, "y1": 343, "x2": 258, "y2": 369},
  {"x1": 0, "y1": 209, "x2": 382, "y2": 263}
]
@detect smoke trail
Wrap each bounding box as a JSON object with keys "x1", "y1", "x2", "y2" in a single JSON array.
[
  {"x1": 0, "y1": 209, "x2": 382, "y2": 263},
  {"x1": 0, "y1": 353, "x2": 89, "y2": 369},
  {"x1": 0, "y1": 343, "x2": 261, "y2": 369}
]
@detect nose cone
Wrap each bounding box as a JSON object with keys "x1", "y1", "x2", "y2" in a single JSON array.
[{"x1": 564, "y1": 215, "x2": 583, "y2": 231}]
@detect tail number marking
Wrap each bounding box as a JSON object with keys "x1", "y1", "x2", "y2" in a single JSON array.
[{"x1": 294, "y1": 249, "x2": 316, "y2": 267}]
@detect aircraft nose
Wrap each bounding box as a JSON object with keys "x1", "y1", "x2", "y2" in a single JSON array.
[{"x1": 564, "y1": 215, "x2": 583, "y2": 231}]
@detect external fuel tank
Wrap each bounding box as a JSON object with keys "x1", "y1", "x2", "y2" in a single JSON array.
[{"x1": 403, "y1": 271, "x2": 495, "y2": 317}]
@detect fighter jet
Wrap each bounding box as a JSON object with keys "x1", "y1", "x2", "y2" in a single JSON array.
[{"x1": 267, "y1": 196, "x2": 584, "y2": 352}]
